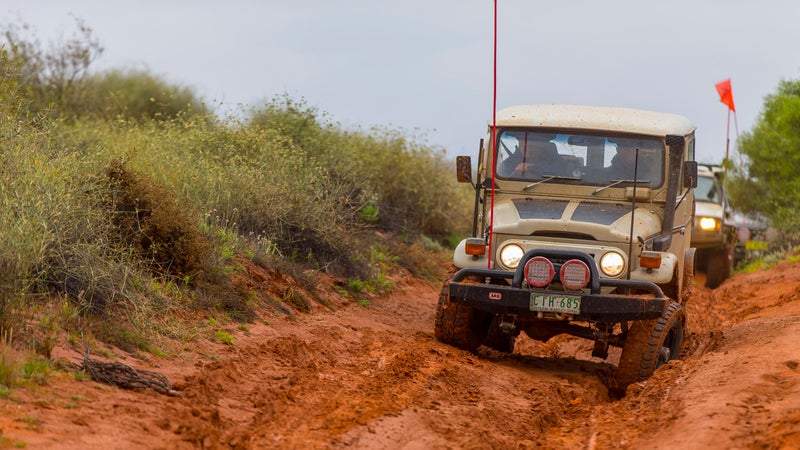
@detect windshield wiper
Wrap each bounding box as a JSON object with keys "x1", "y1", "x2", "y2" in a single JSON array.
[
  {"x1": 523, "y1": 174, "x2": 582, "y2": 191},
  {"x1": 592, "y1": 179, "x2": 650, "y2": 195}
]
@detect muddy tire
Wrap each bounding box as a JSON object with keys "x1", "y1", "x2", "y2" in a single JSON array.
[
  {"x1": 705, "y1": 247, "x2": 731, "y2": 289},
  {"x1": 615, "y1": 302, "x2": 685, "y2": 392},
  {"x1": 434, "y1": 266, "x2": 487, "y2": 352},
  {"x1": 483, "y1": 316, "x2": 516, "y2": 353}
]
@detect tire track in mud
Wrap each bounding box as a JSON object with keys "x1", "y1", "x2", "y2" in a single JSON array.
[
  {"x1": 50, "y1": 261, "x2": 800, "y2": 449},
  {"x1": 3, "y1": 261, "x2": 799, "y2": 449},
  {"x1": 160, "y1": 279, "x2": 619, "y2": 449},
  {"x1": 545, "y1": 264, "x2": 800, "y2": 449}
]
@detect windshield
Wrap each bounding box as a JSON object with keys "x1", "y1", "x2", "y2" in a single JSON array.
[
  {"x1": 494, "y1": 130, "x2": 665, "y2": 188},
  {"x1": 695, "y1": 175, "x2": 721, "y2": 203}
]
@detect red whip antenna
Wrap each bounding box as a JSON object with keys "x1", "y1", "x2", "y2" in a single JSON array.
[{"x1": 487, "y1": 0, "x2": 498, "y2": 269}]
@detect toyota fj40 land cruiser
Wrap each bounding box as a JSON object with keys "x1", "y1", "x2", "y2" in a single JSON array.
[
  {"x1": 435, "y1": 105, "x2": 698, "y2": 390},
  {"x1": 691, "y1": 165, "x2": 738, "y2": 289}
]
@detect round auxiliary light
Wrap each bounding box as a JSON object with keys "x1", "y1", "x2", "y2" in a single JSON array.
[
  {"x1": 499, "y1": 243, "x2": 524, "y2": 269},
  {"x1": 560, "y1": 259, "x2": 591, "y2": 291},
  {"x1": 599, "y1": 251, "x2": 625, "y2": 277},
  {"x1": 524, "y1": 256, "x2": 555, "y2": 288}
]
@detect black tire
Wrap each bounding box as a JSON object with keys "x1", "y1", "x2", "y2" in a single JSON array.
[
  {"x1": 434, "y1": 265, "x2": 487, "y2": 352},
  {"x1": 705, "y1": 247, "x2": 731, "y2": 289},
  {"x1": 615, "y1": 302, "x2": 685, "y2": 392},
  {"x1": 483, "y1": 316, "x2": 516, "y2": 353}
]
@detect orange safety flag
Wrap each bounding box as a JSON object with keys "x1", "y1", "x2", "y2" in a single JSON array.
[{"x1": 715, "y1": 79, "x2": 736, "y2": 112}]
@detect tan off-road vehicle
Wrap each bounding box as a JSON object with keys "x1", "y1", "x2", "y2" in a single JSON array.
[
  {"x1": 691, "y1": 165, "x2": 738, "y2": 289},
  {"x1": 436, "y1": 104, "x2": 698, "y2": 391}
]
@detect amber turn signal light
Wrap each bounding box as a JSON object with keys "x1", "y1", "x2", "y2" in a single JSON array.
[
  {"x1": 464, "y1": 238, "x2": 487, "y2": 256},
  {"x1": 639, "y1": 251, "x2": 662, "y2": 269}
]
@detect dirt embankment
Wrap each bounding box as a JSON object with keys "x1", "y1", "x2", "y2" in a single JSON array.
[{"x1": 1, "y1": 260, "x2": 800, "y2": 449}]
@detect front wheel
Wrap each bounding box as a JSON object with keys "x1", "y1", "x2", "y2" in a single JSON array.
[
  {"x1": 483, "y1": 316, "x2": 516, "y2": 353},
  {"x1": 615, "y1": 302, "x2": 685, "y2": 393},
  {"x1": 434, "y1": 265, "x2": 488, "y2": 352}
]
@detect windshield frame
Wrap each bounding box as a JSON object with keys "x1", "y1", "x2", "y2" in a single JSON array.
[
  {"x1": 695, "y1": 175, "x2": 721, "y2": 204},
  {"x1": 493, "y1": 129, "x2": 666, "y2": 189}
]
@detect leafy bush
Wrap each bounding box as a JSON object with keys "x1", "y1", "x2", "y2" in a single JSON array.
[
  {"x1": 728, "y1": 78, "x2": 800, "y2": 238},
  {"x1": 1, "y1": 19, "x2": 205, "y2": 122},
  {"x1": 84, "y1": 68, "x2": 207, "y2": 121},
  {"x1": 1, "y1": 17, "x2": 103, "y2": 119},
  {"x1": 0, "y1": 18, "x2": 468, "y2": 351},
  {"x1": 250, "y1": 96, "x2": 473, "y2": 240}
]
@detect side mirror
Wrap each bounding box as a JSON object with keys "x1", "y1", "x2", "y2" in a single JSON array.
[
  {"x1": 456, "y1": 156, "x2": 473, "y2": 183},
  {"x1": 683, "y1": 161, "x2": 698, "y2": 188}
]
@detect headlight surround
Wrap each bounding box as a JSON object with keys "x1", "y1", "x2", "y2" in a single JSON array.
[
  {"x1": 599, "y1": 251, "x2": 625, "y2": 277},
  {"x1": 498, "y1": 243, "x2": 524, "y2": 269},
  {"x1": 698, "y1": 217, "x2": 720, "y2": 231}
]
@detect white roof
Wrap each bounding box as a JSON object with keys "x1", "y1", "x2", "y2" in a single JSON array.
[
  {"x1": 697, "y1": 165, "x2": 715, "y2": 176},
  {"x1": 491, "y1": 104, "x2": 696, "y2": 137}
]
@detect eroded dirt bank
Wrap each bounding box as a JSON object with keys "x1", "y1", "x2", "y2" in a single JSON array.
[{"x1": 1, "y1": 261, "x2": 799, "y2": 449}]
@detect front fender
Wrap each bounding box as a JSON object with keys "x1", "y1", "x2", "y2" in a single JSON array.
[
  {"x1": 631, "y1": 252, "x2": 677, "y2": 285},
  {"x1": 453, "y1": 239, "x2": 490, "y2": 269}
]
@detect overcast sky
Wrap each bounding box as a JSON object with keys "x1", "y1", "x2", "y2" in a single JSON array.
[{"x1": 3, "y1": 1, "x2": 799, "y2": 163}]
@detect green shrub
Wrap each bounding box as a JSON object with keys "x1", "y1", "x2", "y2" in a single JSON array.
[
  {"x1": 1, "y1": 17, "x2": 470, "y2": 350},
  {"x1": 84, "y1": 68, "x2": 207, "y2": 121},
  {"x1": 249, "y1": 96, "x2": 473, "y2": 241}
]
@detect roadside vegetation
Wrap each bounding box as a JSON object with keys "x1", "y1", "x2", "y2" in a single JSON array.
[
  {"x1": 726, "y1": 78, "x2": 800, "y2": 242},
  {"x1": 0, "y1": 19, "x2": 472, "y2": 380}
]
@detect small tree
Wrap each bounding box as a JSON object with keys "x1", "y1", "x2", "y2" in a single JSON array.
[
  {"x1": 727, "y1": 78, "x2": 800, "y2": 236},
  {"x1": 1, "y1": 18, "x2": 103, "y2": 118}
]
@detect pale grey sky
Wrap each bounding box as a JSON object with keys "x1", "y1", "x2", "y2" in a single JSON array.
[{"x1": 3, "y1": 0, "x2": 799, "y2": 163}]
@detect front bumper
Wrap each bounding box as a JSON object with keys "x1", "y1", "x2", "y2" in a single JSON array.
[{"x1": 449, "y1": 249, "x2": 668, "y2": 323}]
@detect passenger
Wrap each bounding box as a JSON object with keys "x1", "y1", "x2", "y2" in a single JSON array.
[
  {"x1": 606, "y1": 144, "x2": 639, "y2": 180},
  {"x1": 603, "y1": 141, "x2": 660, "y2": 187}
]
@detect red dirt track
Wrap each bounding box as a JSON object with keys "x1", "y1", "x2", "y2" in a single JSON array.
[{"x1": 1, "y1": 260, "x2": 799, "y2": 449}]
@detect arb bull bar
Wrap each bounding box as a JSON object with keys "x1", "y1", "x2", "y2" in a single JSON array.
[{"x1": 449, "y1": 249, "x2": 668, "y2": 323}]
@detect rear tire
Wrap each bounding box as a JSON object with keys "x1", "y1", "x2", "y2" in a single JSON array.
[
  {"x1": 705, "y1": 247, "x2": 731, "y2": 289},
  {"x1": 615, "y1": 302, "x2": 685, "y2": 393},
  {"x1": 434, "y1": 265, "x2": 488, "y2": 352}
]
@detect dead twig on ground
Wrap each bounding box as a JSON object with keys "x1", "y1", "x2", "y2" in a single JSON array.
[{"x1": 80, "y1": 349, "x2": 181, "y2": 397}]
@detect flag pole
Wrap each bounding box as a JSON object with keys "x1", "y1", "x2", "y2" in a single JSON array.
[
  {"x1": 725, "y1": 108, "x2": 731, "y2": 163},
  {"x1": 732, "y1": 110, "x2": 742, "y2": 170}
]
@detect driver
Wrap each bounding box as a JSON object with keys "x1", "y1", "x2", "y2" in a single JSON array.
[{"x1": 499, "y1": 132, "x2": 561, "y2": 178}]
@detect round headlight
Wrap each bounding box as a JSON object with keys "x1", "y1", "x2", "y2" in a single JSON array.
[
  {"x1": 698, "y1": 217, "x2": 719, "y2": 231},
  {"x1": 599, "y1": 251, "x2": 625, "y2": 277},
  {"x1": 499, "y1": 243, "x2": 524, "y2": 269}
]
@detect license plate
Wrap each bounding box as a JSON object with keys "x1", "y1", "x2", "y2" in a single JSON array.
[{"x1": 530, "y1": 294, "x2": 581, "y2": 314}]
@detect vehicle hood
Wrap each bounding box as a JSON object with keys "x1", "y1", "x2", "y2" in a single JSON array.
[
  {"x1": 695, "y1": 200, "x2": 724, "y2": 219},
  {"x1": 492, "y1": 198, "x2": 662, "y2": 243}
]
